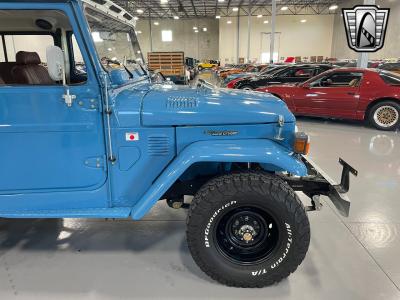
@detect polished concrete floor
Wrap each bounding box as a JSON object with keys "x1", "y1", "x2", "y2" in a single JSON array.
[{"x1": 1, "y1": 75, "x2": 400, "y2": 299}]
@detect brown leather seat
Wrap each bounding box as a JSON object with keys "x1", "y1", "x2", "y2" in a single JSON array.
[
  {"x1": 0, "y1": 62, "x2": 17, "y2": 84},
  {"x1": 12, "y1": 51, "x2": 54, "y2": 85},
  {"x1": 0, "y1": 76, "x2": 5, "y2": 85}
]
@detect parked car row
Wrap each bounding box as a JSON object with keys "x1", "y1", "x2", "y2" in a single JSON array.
[
  {"x1": 256, "y1": 68, "x2": 400, "y2": 131},
  {"x1": 210, "y1": 63, "x2": 400, "y2": 131}
]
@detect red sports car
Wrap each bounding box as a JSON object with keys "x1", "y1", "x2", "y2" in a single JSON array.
[{"x1": 256, "y1": 68, "x2": 400, "y2": 131}]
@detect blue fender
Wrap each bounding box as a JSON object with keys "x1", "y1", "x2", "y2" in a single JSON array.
[{"x1": 131, "y1": 139, "x2": 307, "y2": 220}]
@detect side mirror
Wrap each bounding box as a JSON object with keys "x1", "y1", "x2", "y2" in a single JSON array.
[
  {"x1": 302, "y1": 83, "x2": 310, "y2": 89},
  {"x1": 46, "y1": 46, "x2": 75, "y2": 107},
  {"x1": 46, "y1": 46, "x2": 65, "y2": 83}
]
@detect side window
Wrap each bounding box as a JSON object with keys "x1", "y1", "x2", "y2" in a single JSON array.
[
  {"x1": 380, "y1": 72, "x2": 400, "y2": 85},
  {"x1": 70, "y1": 34, "x2": 87, "y2": 78},
  {"x1": 0, "y1": 38, "x2": 5, "y2": 62},
  {"x1": 4, "y1": 34, "x2": 54, "y2": 62},
  {"x1": 292, "y1": 68, "x2": 314, "y2": 78},
  {"x1": 311, "y1": 72, "x2": 363, "y2": 88},
  {"x1": 0, "y1": 9, "x2": 87, "y2": 85}
]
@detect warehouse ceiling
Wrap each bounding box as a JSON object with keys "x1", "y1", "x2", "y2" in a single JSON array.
[{"x1": 113, "y1": 0, "x2": 346, "y2": 19}]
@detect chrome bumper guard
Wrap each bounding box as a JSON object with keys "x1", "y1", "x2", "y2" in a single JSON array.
[{"x1": 282, "y1": 157, "x2": 358, "y2": 217}]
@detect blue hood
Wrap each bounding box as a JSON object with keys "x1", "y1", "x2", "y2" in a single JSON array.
[{"x1": 141, "y1": 83, "x2": 295, "y2": 126}]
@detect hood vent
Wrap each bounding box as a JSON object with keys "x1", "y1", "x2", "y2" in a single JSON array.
[
  {"x1": 166, "y1": 96, "x2": 198, "y2": 109},
  {"x1": 148, "y1": 135, "x2": 170, "y2": 156}
]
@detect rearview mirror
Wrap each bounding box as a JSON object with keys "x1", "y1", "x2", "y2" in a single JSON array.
[{"x1": 46, "y1": 46, "x2": 65, "y2": 83}]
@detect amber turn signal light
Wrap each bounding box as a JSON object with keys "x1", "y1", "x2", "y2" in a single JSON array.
[{"x1": 294, "y1": 132, "x2": 310, "y2": 155}]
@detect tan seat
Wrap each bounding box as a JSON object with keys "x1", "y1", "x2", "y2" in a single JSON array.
[
  {"x1": 11, "y1": 51, "x2": 54, "y2": 85},
  {"x1": 0, "y1": 76, "x2": 4, "y2": 85},
  {"x1": 349, "y1": 78, "x2": 360, "y2": 87}
]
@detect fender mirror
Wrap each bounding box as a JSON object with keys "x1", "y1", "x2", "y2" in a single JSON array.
[
  {"x1": 46, "y1": 46, "x2": 65, "y2": 83},
  {"x1": 46, "y1": 46, "x2": 75, "y2": 107}
]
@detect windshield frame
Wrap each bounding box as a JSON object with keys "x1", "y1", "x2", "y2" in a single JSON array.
[{"x1": 83, "y1": 3, "x2": 145, "y2": 74}]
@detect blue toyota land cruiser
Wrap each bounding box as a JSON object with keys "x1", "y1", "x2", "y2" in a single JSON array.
[{"x1": 0, "y1": 0, "x2": 357, "y2": 287}]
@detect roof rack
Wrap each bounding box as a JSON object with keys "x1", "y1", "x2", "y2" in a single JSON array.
[{"x1": 82, "y1": 0, "x2": 136, "y2": 28}]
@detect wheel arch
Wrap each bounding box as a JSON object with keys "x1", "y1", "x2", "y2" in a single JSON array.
[
  {"x1": 131, "y1": 140, "x2": 307, "y2": 220},
  {"x1": 364, "y1": 97, "x2": 400, "y2": 120}
]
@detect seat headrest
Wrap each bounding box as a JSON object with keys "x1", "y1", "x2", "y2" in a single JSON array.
[{"x1": 16, "y1": 51, "x2": 41, "y2": 65}]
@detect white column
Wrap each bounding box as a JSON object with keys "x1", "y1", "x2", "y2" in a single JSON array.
[{"x1": 270, "y1": 0, "x2": 276, "y2": 63}]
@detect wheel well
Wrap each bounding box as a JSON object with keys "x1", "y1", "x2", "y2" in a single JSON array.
[{"x1": 365, "y1": 98, "x2": 400, "y2": 120}]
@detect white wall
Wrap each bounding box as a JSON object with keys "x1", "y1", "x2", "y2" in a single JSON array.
[
  {"x1": 219, "y1": 14, "x2": 335, "y2": 64},
  {"x1": 136, "y1": 18, "x2": 219, "y2": 62}
]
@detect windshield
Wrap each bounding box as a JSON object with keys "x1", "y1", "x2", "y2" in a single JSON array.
[{"x1": 84, "y1": 6, "x2": 144, "y2": 72}]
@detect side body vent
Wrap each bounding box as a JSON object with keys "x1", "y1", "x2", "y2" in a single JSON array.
[
  {"x1": 148, "y1": 135, "x2": 170, "y2": 156},
  {"x1": 166, "y1": 96, "x2": 198, "y2": 109}
]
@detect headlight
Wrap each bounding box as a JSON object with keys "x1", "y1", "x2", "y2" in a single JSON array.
[{"x1": 294, "y1": 132, "x2": 310, "y2": 155}]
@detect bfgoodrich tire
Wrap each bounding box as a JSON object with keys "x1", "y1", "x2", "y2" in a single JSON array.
[
  {"x1": 186, "y1": 172, "x2": 310, "y2": 288},
  {"x1": 368, "y1": 100, "x2": 400, "y2": 131}
]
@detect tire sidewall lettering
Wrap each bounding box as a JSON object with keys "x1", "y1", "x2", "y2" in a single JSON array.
[
  {"x1": 251, "y1": 222, "x2": 293, "y2": 277},
  {"x1": 204, "y1": 201, "x2": 237, "y2": 248}
]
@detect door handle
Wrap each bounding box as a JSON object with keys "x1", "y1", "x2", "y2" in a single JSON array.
[{"x1": 347, "y1": 92, "x2": 356, "y2": 95}]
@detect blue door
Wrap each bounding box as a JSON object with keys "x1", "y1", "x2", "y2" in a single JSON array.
[
  {"x1": 0, "y1": 85, "x2": 107, "y2": 193},
  {"x1": 0, "y1": 7, "x2": 107, "y2": 195}
]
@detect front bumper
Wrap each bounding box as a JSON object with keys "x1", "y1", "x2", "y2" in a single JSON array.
[{"x1": 282, "y1": 156, "x2": 358, "y2": 217}]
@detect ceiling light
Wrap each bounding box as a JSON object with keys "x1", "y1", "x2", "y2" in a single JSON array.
[
  {"x1": 281, "y1": 6, "x2": 288, "y2": 11},
  {"x1": 193, "y1": 26, "x2": 198, "y2": 30},
  {"x1": 203, "y1": 27, "x2": 207, "y2": 32},
  {"x1": 136, "y1": 9, "x2": 143, "y2": 14},
  {"x1": 300, "y1": 19, "x2": 307, "y2": 23},
  {"x1": 263, "y1": 20, "x2": 269, "y2": 24},
  {"x1": 216, "y1": 15, "x2": 221, "y2": 19},
  {"x1": 329, "y1": 4, "x2": 338, "y2": 10},
  {"x1": 218, "y1": 0, "x2": 225, "y2": 2},
  {"x1": 136, "y1": 30, "x2": 142, "y2": 34},
  {"x1": 257, "y1": 15, "x2": 263, "y2": 18},
  {"x1": 154, "y1": 21, "x2": 159, "y2": 25},
  {"x1": 160, "y1": 0, "x2": 168, "y2": 4},
  {"x1": 232, "y1": 7, "x2": 239, "y2": 12},
  {"x1": 227, "y1": 20, "x2": 232, "y2": 24},
  {"x1": 194, "y1": 30, "x2": 199, "y2": 33},
  {"x1": 133, "y1": 16, "x2": 139, "y2": 21},
  {"x1": 173, "y1": 15, "x2": 179, "y2": 19}
]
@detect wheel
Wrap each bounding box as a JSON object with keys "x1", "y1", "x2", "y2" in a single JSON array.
[
  {"x1": 186, "y1": 172, "x2": 310, "y2": 288},
  {"x1": 240, "y1": 85, "x2": 254, "y2": 91},
  {"x1": 368, "y1": 101, "x2": 400, "y2": 131}
]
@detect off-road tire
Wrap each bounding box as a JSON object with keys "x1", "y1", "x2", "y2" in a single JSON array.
[
  {"x1": 186, "y1": 172, "x2": 310, "y2": 288},
  {"x1": 368, "y1": 100, "x2": 400, "y2": 131}
]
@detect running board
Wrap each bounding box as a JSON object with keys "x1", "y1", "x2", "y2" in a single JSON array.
[{"x1": 0, "y1": 207, "x2": 131, "y2": 219}]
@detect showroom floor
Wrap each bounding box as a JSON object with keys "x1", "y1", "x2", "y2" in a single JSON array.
[{"x1": 1, "y1": 74, "x2": 400, "y2": 299}]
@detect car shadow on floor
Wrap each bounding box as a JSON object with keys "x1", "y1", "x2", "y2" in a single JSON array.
[{"x1": 0, "y1": 217, "x2": 185, "y2": 255}]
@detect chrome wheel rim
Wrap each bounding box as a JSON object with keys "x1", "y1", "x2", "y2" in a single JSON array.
[{"x1": 373, "y1": 106, "x2": 399, "y2": 128}]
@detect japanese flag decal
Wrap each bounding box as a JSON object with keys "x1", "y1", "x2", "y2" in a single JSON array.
[{"x1": 126, "y1": 132, "x2": 139, "y2": 141}]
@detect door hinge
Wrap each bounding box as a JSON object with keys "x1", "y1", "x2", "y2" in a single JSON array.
[{"x1": 84, "y1": 156, "x2": 106, "y2": 170}]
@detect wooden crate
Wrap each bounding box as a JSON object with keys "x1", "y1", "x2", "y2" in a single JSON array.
[{"x1": 147, "y1": 52, "x2": 185, "y2": 77}]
